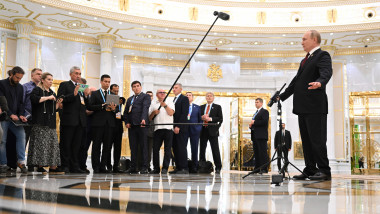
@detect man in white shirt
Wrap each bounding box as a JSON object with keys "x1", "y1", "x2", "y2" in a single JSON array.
[{"x1": 149, "y1": 89, "x2": 175, "y2": 174}]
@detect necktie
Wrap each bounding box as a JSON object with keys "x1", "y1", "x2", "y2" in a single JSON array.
[
  {"x1": 252, "y1": 110, "x2": 259, "y2": 120},
  {"x1": 173, "y1": 96, "x2": 177, "y2": 103},
  {"x1": 301, "y1": 53, "x2": 310, "y2": 67},
  {"x1": 104, "y1": 90, "x2": 107, "y2": 99},
  {"x1": 204, "y1": 104, "x2": 211, "y2": 126}
]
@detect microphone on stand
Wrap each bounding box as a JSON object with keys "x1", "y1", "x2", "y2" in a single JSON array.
[{"x1": 213, "y1": 11, "x2": 230, "y2": 21}]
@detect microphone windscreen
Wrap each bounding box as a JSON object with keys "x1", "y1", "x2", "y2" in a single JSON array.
[
  {"x1": 0, "y1": 96, "x2": 9, "y2": 112},
  {"x1": 218, "y1": 12, "x2": 230, "y2": 21}
]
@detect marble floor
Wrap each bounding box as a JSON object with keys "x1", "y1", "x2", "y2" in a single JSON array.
[{"x1": 0, "y1": 170, "x2": 379, "y2": 214}]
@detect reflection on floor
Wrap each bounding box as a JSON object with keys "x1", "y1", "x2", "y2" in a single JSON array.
[{"x1": 0, "y1": 171, "x2": 379, "y2": 213}]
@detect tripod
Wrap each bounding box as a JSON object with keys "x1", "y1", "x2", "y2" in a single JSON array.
[{"x1": 242, "y1": 100, "x2": 306, "y2": 185}]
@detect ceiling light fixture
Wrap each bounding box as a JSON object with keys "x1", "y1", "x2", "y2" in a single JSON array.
[
  {"x1": 81, "y1": 33, "x2": 85, "y2": 35},
  {"x1": 233, "y1": 34, "x2": 237, "y2": 36},
  {"x1": 330, "y1": 33, "x2": 333, "y2": 35},
  {"x1": 356, "y1": 31, "x2": 360, "y2": 34},
  {"x1": 157, "y1": 43, "x2": 160, "y2": 45},
  {"x1": 47, "y1": 26, "x2": 51, "y2": 29},
  {"x1": 69, "y1": 12, "x2": 73, "y2": 15},
  {"x1": 119, "y1": 22, "x2": 122, "y2": 24},
  {"x1": 348, "y1": 46, "x2": 351, "y2": 48},
  {"x1": 94, "y1": 17, "x2": 97, "y2": 20},
  {"x1": 282, "y1": 34, "x2": 286, "y2": 37},
  {"x1": 42, "y1": 5, "x2": 46, "y2": 8},
  {"x1": 143, "y1": 25, "x2": 147, "y2": 28}
]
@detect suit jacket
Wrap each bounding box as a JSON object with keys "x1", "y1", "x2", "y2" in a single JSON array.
[
  {"x1": 0, "y1": 78, "x2": 24, "y2": 117},
  {"x1": 187, "y1": 103, "x2": 202, "y2": 135},
  {"x1": 87, "y1": 90, "x2": 116, "y2": 127},
  {"x1": 200, "y1": 103, "x2": 223, "y2": 137},
  {"x1": 173, "y1": 94, "x2": 189, "y2": 132},
  {"x1": 57, "y1": 80, "x2": 87, "y2": 127},
  {"x1": 250, "y1": 108, "x2": 269, "y2": 140},
  {"x1": 274, "y1": 129, "x2": 292, "y2": 150},
  {"x1": 123, "y1": 92, "x2": 151, "y2": 126},
  {"x1": 279, "y1": 48, "x2": 332, "y2": 115}
]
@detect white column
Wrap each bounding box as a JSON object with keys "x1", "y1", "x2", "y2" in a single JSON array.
[
  {"x1": 97, "y1": 34, "x2": 116, "y2": 77},
  {"x1": 13, "y1": 18, "x2": 35, "y2": 83},
  {"x1": 323, "y1": 46, "x2": 336, "y2": 161}
]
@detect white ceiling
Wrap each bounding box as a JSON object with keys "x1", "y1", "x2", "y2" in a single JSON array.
[{"x1": 0, "y1": 0, "x2": 379, "y2": 51}]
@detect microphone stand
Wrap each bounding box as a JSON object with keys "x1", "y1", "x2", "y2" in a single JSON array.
[{"x1": 152, "y1": 12, "x2": 227, "y2": 120}]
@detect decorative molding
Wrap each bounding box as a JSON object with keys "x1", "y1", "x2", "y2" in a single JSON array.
[
  {"x1": 166, "y1": 0, "x2": 379, "y2": 8},
  {"x1": 97, "y1": 34, "x2": 116, "y2": 53},
  {"x1": 13, "y1": 18, "x2": 35, "y2": 39},
  {"x1": 241, "y1": 63, "x2": 299, "y2": 70},
  {"x1": 25, "y1": 0, "x2": 380, "y2": 33}
]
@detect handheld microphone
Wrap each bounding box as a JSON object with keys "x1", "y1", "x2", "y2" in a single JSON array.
[{"x1": 213, "y1": 11, "x2": 230, "y2": 21}]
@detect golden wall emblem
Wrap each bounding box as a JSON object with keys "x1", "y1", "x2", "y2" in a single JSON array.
[{"x1": 207, "y1": 64, "x2": 223, "y2": 82}]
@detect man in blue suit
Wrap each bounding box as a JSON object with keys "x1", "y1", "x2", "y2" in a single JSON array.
[{"x1": 184, "y1": 92, "x2": 202, "y2": 173}]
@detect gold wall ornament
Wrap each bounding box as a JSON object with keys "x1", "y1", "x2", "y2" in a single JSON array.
[
  {"x1": 207, "y1": 64, "x2": 223, "y2": 82},
  {"x1": 119, "y1": 0, "x2": 129, "y2": 11},
  {"x1": 257, "y1": 11, "x2": 266, "y2": 24},
  {"x1": 189, "y1": 7, "x2": 198, "y2": 21},
  {"x1": 208, "y1": 38, "x2": 232, "y2": 46},
  {"x1": 48, "y1": 18, "x2": 100, "y2": 30},
  {"x1": 354, "y1": 35, "x2": 379, "y2": 45},
  {"x1": 97, "y1": 34, "x2": 116, "y2": 53},
  {"x1": 327, "y1": 8, "x2": 338, "y2": 23}
]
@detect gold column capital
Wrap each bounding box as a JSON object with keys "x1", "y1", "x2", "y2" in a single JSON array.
[
  {"x1": 97, "y1": 34, "x2": 116, "y2": 53},
  {"x1": 13, "y1": 18, "x2": 35, "y2": 39}
]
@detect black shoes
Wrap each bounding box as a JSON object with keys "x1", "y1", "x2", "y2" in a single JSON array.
[
  {"x1": 215, "y1": 168, "x2": 221, "y2": 174},
  {"x1": 149, "y1": 169, "x2": 160, "y2": 174},
  {"x1": 139, "y1": 169, "x2": 149, "y2": 174},
  {"x1": 309, "y1": 172, "x2": 331, "y2": 180},
  {"x1": 70, "y1": 168, "x2": 86, "y2": 173},
  {"x1": 161, "y1": 169, "x2": 168, "y2": 174},
  {"x1": 37, "y1": 167, "x2": 48, "y2": 174},
  {"x1": 293, "y1": 173, "x2": 309, "y2": 180},
  {"x1": 176, "y1": 169, "x2": 189, "y2": 174},
  {"x1": 126, "y1": 168, "x2": 139, "y2": 174}
]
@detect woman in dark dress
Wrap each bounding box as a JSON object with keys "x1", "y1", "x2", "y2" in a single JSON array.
[{"x1": 27, "y1": 72, "x2": 63, "y2": 174}]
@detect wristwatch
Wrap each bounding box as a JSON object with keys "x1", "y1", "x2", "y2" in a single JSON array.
[{"x1": 163, "y1": 105, "x2": 167, "y2": 109}]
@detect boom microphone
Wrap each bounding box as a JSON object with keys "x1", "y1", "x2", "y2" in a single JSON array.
[{"x1": 213, "y1": 11, "x2": 230, "y2": 21}]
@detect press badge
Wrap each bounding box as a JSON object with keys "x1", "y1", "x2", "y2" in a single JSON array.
[
  {"x1": 128, "y1": 105, "x2": 132, "y2": 113},
  {"x1": 80, "y1": 96, "x2": 85, "y2": 105},
  {"x1": 116, "y1": 112, "x2": 121, "y2": 119}
]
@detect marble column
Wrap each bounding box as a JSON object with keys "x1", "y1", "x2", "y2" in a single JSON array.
[
  {"x1": 97, "y1": 34, "x2": 116, "y2": 77},
  {"x1": 13, "y1": 18, "x2": 35, "y2": 83},
  {"x1": 323, "y1": 46, "x2": 336, "y2": 161}
]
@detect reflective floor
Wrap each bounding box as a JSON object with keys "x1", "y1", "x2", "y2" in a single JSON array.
[{"x1": 0, "y1": 171, "x2": 379, "y2": 214}]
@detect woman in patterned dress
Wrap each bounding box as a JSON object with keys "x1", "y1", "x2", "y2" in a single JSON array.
[{"x1": 27, "y1": 72, "x2": 63, "y2": 174}]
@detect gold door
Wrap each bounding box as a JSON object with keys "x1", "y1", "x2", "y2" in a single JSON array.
[
  {"x1": 229, "y1": 97, "x2": 271, "y2": 171},
  {"x1": 350, "y1": 92, "x2": 380, "y2": 174}
]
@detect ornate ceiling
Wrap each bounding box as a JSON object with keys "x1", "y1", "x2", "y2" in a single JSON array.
[{"x1": 0, "y1": 0, "x2": 379, "y2": 53}]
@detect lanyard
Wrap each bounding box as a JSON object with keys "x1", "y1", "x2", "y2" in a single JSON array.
[
  {"x1": 131, "y1": 94, "x2": 140, "y2": 105},
  {"x1": 252, "y1": 109, "x2": 260, "y2": 119},
  {"x1": 119, "y1": 104, "x2": 121, "y2": 112},
  {"x1": 99, "y1": 89, "x2": 109, "y2": 103},
  {"x1": 189, "y1": 104, "x2": 193, "y2": 115}
]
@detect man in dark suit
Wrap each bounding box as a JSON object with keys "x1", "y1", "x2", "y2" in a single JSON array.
[
  {"x1": 106, "y1": 84, "x2": 124, "y2": 173},
  {"x1": 0, "y1": 66, "x2": 28, "y2": 173},
  {"x1": 274, "y1": 123, "x2": 292, "y2": 172},
  {"x1": 200, "y1": 92, "x2": 223, "y2": 173},
  {"x1": 170, "y1": 83, "x2": 189, "y2": 174},
  {"x1": 249, "y1": 98, "x2": 269, "y2": 173},
  {"x1": 124, "y1": 80, "x2": 151, "y2": 174},
  {"x1": 87, "y1": 75, "x2": 116, "y2": 173},
  {"x1": 57, "y1": 66, "x2": 89, "y2": 173},
  {"x1": 184, "y1": 92, "x2": 202, "y2": 173},
  {"x1": 279, "y1": 30, "x2": 332, "y2": 180}
]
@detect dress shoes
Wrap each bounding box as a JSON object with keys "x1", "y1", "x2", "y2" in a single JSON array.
[
  {"x1": 175, "y1": 169, "x2": 189, "y2": 174},
  {"x1": 149, "y1": 169, "x2": 160, "y2": 174},
  {"x1": 126, "y1": 168, "x2": 138, "y2": 174},
  {"x1": 80, "y1": 168, "x2": 90, "y2": 174},
  {"x1": 215, "y1": 168, "x2": 221, "y2": 174},
  {"x1": 113, "y1": 167, "x2": 124, "y2": 173},
  {"x1": 293, "y1": 173, "x2": 309, "y2": 180},
  {"x1": 161, "y1": 169, "x2": 168, "y2": 174},
  {"x1": 57, "y1": 166, "x2": 70, "y2": 173},
  {"x1": 70, "y1": 168, "x2": 85, "y2": 173},
  {"x1": 189, "y1": 168, "x2": 198, "y2": 174},
  {"x1": 100, "y1": 168, "x2": 112, "y2": 173},
  {"x1": 309, "y1": 172, "x2": 331, "y2": 181},
  {"x1": 169, "y1": 169, "x2": 178, "y2": 174},
  {"x1": 139, "y1": 169, "x2": 149, "y2": 174}
]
